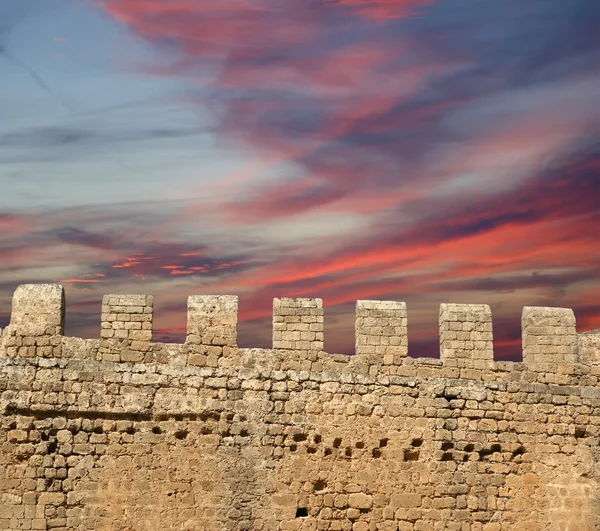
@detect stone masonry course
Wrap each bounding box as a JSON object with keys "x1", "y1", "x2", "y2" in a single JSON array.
[{"x1": 1, "y1": 284, "x2": 599, "y2": 530}]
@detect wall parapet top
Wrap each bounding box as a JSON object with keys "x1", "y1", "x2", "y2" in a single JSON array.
[{"x1": 0, "y1": 284, "x2": 598, "y2": 385}]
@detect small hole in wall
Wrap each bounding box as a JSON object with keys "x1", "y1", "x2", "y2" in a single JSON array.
[
  {"x1": 411, "y1": 439, "x2": 423, "y2": 447},
  {"x1": 324, "y1": 448, "x2": 332, "y2": 456},
  {"x1": 441, "y1": 442, "x2": 453, "y2": 451},
  {"x1": 478, "y1": 448, "x2": 493, "y2": 460},
  {"x1": 345, "y1": 447, "x2": 352, "y2": 457},
  {"x1": 201, "y1": 412, "x2": 220, "y2": 422},
  {"x1": 441, "y1": 452, "x2": 453, "y2": 462},
  {"x1": 295, "y1": 508, "x2": 308, "y2": 518},
  {"x1": 201, "y1": 426, "x2": 212, "y2": 435},
  {"x1": 174, "y1": 430, "x2": 188, "y2": 440},
  {"x1": 463, "y1": 455, "x2": 469, "y2": 462},
  {"x1": 575, "y1": 427, "x2": 586, "y2": 438},
  {"x1": 314, "y1": 435, "x2": 322, "y2": 444},
  {"x1": 333, "y1": 438, "x2": 342, "y2": 448},
  {"x1": 47, "y1": 442, "x2": 58, "y2": 454},
  {"x1": 356, "y1": 441, "x2": 365, "y2": 449},
  {"x1": 464, "y1": 444, "x2": 474, "y2": 452},
  {"x1": 125, "y1": 426, "x2": 135, "y2": 435},
  {"x1": 314, "y1": 479, "x2": 327, "y2": 492},
  {"x1": 290, "y1": 444, "x2": 297, "y2": 452},
  {"x1": 293, "y1": 433, "x2": 308, "y2": 442},
  {"x1": 404, "y1": 449, "x2": 419, "y2": 461},
  {"x1": 307, "y1": 447, "x2": 317, "y2": 454},
  {"x1": 240, "y1": 429, "x2": 249, "y2": 437},
  {"x1": 379, "y1": 438, "x2": 389, "y2": 448},
  {"x1": 372, "y1": 449, "x2": 382, "y2": 458},
  {"x1": 93, "y1": 426, "x2": 103, "y2": 434},
  {"x1": 491, "y1": 444, "x2": 501, "y2": 453},
  {"x1": 152, "y1": 426, "x2": 162, "y2": 434},
  {"x1": 512, "y1": 446, "x2": 525, "y2": 457}
]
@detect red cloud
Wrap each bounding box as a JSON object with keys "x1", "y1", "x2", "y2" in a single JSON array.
[
  {"x1": 333, "y1": 0, "x2": 431, "y2": 19},
  {"x1": 59, "y1": 0, "x2": 598, "y2": 356}
]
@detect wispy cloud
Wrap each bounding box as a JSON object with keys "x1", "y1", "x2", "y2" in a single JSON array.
[{"x1": 0, "y1": 0, "x2": 598, "y2": 360}]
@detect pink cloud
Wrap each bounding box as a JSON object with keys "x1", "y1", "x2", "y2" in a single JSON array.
[
  {"x1": 333, "y1": 0, "x2": 432, "y2": 19},
  {"x1": 0, "y1": 214, "x2": 32, "y2": 236},
  {"x1": 38, "y1": 0, "x2": 598, "y2": 357},
  {"x1": 98, "y1": 1, "x2": 442, "y2": 235}
]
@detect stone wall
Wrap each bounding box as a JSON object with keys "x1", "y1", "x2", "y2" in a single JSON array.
[{"x1": 1, "y1": 284, "x2": 599, "y2": 531}]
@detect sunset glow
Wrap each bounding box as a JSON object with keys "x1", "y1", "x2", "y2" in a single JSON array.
[{"x1": 0, "y1": 0, "x2": 598, "y2": 358}]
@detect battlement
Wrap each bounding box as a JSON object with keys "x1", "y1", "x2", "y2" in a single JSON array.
[
  {"x1": 1, "y1": 284, "x2": 600, "y2": 530},
  {"x1": 1, "y1": 284, "x2": 599, "y2": 384}
]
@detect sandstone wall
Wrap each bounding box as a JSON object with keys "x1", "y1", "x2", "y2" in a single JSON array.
[{"x1": 1, "y1": 284, "x2": 600, "y2": 531}]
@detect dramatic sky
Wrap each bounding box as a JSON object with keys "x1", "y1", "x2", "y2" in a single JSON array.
[{"x1": 1, "y1": 0, "x2": 599, "y2": 360}]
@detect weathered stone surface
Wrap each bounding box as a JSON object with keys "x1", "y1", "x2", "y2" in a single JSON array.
[
  {"x1": 9, "y1": 284, "x2": 65, "y2": 337},
  {"x1": 440, "y1": 303, "x2": 494, "y2": 369},
  {"x1": 0, "y1": 284, "x2": 599, "y2": 530}
]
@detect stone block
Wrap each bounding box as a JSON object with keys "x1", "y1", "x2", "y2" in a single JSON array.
[
  {"x1": 187, "y1": 295, "x2": 238, "y2": 347},
  {"x1": 522, "y1": 307, "x2": 578, "y2": 368},
  {"x1": 355, "y1": 300, "x2": 407, "y2": 361},
  {"x1": 10, "y1": 284, "x2": 65, "y2": 337},
  {"x1": 440, "y1": 304, "x2": 493, "y2": 366}
]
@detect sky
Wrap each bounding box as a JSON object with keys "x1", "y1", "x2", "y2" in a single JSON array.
[{"x1": 0, "y1": 0, "x2": 599, "y2": 360}]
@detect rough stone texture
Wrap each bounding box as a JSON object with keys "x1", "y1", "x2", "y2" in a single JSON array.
[
  {"x1": 10, "y1": 284, "x2": 65, "y2": 338},
  {"x1": 522, "y1": 307, "x2": 578, "y2": 371},
  {"x1": 273, "y1": 298, "x2": 324, "y2": 352},
  {"x1": 579, "y1": 331, "x2": 600, "y2": 365},
  {"x1": 99, "y1": 294, "x2": 154, "y2": 364},
  {"x1": 187, "y1": 295, "x2": 239, "y2": 368},
  {"x1": 1, "y1": 284, "x2": 600, "y2": 531},
  {"x1": 440, "y1": 304, "x2": 494, "y2": 370},
  {"x1": 355, "y1": 301, "x2": 408, "y2": 373}
]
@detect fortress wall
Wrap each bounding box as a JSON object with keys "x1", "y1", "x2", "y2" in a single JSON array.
[
  {"x1": 439, "y1": 303, "x2": 494, "y2": 370},
  {"x1": 578, "y1": 330, "x2": 600, "y2": 365},
  {"x1": 99, "y1": 294, "x2": 154, "y2": 363},
  {"x1": 187, "y1": 294, "x2": 239, "y2": 367},
  {"x1": 354, "y1": 300, "x2": 408, "y2": 375},
  {"x1": 1, "y1": 284, "x2": 600, "y2": 531},
  {"x1": 522, "y1": 307, "x2": 579, "y2": 371}
]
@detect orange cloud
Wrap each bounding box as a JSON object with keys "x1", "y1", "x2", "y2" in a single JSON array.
[{"x1": 111, "y1": 260, "x2": 142, "y2": 268}]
